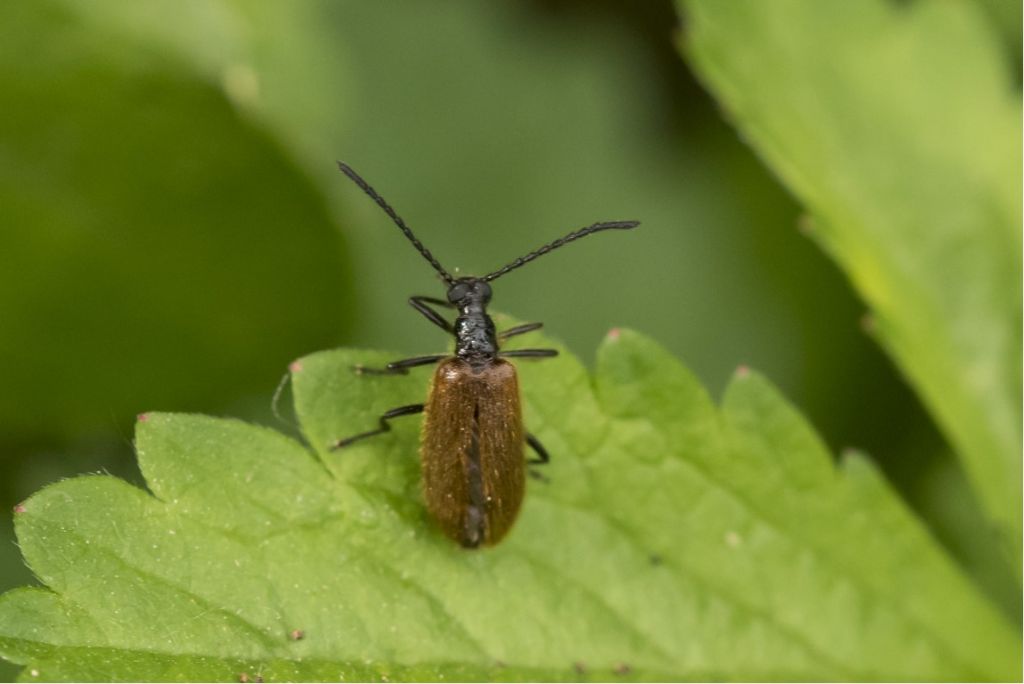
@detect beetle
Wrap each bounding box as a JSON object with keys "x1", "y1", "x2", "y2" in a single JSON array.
[{"x1": 332, "y1": 161, "x2": 638, "y2": 547}]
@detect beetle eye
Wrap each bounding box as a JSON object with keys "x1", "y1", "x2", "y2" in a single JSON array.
[{"x1": 447, "y1": 283, "x2": 468, "y2": 303}]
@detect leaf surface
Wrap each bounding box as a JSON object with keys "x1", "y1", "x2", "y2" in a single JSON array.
[{"x1": 0, "y1": 330, "x2": 1018, "y2": 680}]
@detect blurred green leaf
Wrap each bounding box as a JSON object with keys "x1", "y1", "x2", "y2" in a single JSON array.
[
  {"x1": 0, "y1": 2, "x2": 352, "y2": 441},
  {"x1": 44, "y1": 0, "x2": 353, "y2": 175},
  {"x1": 977, "y1": 0, "x2": 1023, "y2": 62},
  {"x1": 0, "y1": 330, "x2": 1017, "y2": 681},
  {"x1": 678, "y1": 0, "x2": 1022, "y2": 564},
  {"x1": 914, "y1": 453, "x2": 1022, "y2": 616}
]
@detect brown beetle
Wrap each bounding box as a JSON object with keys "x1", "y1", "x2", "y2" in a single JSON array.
[{"x1": 332, "y1": 162, "x2": 638, "y2": 547}]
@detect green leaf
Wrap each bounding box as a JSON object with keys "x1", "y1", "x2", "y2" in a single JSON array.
[
  {"x1": 0, "y1": 330, "x2": 1018, "y2": 680},
  {"x1": 676, "y1": 0, "x2": 1022, "y2": 563}
]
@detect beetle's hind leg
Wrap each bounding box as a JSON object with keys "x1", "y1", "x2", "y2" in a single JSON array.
[
  {"x1": 526, "y1": 432, "x2": 551, "y2": 482},
  {"x1": 354, "y1": 354, "x2": 446, "y2": 376},
  {"x1": 331, "y1": 403, "x2": 424, "y2": 449}
]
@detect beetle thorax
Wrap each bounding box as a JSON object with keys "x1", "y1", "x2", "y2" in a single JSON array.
[
  {"x1": 446, "y1": 278, "x2": 498, "y2": 368},
  {"x1": 454, "y1": 310, "x2": 497, "y2": 367}
]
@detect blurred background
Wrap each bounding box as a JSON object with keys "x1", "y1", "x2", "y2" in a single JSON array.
[{"x1": 0, "y1": 2, "x2": 1019, "y2": 674}]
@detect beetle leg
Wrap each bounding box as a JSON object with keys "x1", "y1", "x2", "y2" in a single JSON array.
[
  {"x1": 331, "y1": 403, "x2": 424, "y2": 449},
  {"x1": 354, "y1": 354, "x2": 446, "y2": 376},
  {"x1": 526, "y1": 433, "x2": 550, "y2": 465},
  {"x1": 526, "y1": 432, "x2": 550, "y2": 482},
  {"x1": 410, "y1": 295, "x2": 454, "y2": 333},
  {"x1": 353, "y1": 294, "x2": 452, "y2": 374},
  {"x1": 498, "y1": 322, "x2": 543, "y2": 340},
  {"x1": 500, "y1": 348, "x2": 558, "y2": 359}
]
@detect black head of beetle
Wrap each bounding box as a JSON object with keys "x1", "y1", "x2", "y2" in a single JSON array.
[{"x1": 446, "y1": 278, "x2": 492, "y2": 309}]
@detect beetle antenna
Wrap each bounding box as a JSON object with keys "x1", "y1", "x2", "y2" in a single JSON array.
[
  {"x1": 482, "y1": 220, "x2": 640, "y2": 282},
  {"x1": 338, "y1": 161, "x2": 455, "y2": 285}
]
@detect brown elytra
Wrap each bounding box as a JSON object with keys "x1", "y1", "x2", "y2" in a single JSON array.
[{"x1": 421, "y1": 358, "x2": 524, "y2": 547}]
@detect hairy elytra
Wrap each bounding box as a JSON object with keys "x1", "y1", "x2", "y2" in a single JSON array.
[{"x1": 332, "y1": 162, "x2": 638, "y2": 547}]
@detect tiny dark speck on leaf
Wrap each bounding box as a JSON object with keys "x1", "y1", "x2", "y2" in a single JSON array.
[
  {"x1": 840, "y1": 448, "x2": 864, "y2": 465},
  {"x1": 648, "y1": 554, "x2": 662, "y2": 566},
  {"x1": 797, "y1": 213, "x2": 815, "y2": 235}
]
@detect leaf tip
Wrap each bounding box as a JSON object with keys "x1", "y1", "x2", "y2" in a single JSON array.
[
  {"x1": 12, "y1": 502, "x2": 26, "y2": 515},
  {"x1": 289, "y1": 360, "x2": 304, "y2": 373},
  {"x1": 606, "y1": 326, "x2": 622, "y2": 341},
  {"x1": 136, "y1": 412, "x2": 150, "y2": 423},
  {"x1": 734, "y1": 364, "x2": 751, "y2": 379}
]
